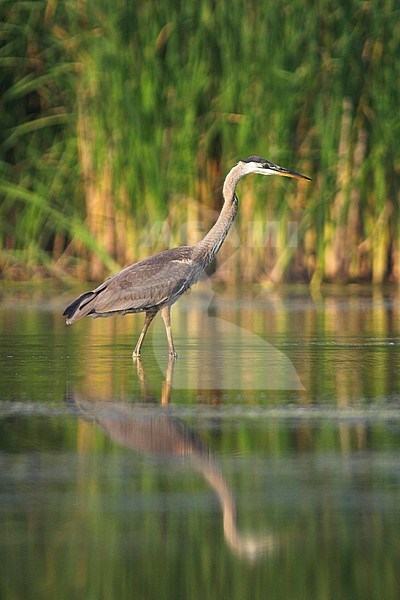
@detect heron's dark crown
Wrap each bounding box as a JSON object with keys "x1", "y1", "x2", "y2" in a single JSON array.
[{"x1": 241, "y1": 155, "x2": 271, "y2": 166}]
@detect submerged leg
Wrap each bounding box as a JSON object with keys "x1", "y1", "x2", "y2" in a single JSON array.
[
  {"x1": 132, "y1": 311, "x2": 156, "y2": 358},
  {"x1": 160, "y1": 306, "x2": 178, "y2": 358}
]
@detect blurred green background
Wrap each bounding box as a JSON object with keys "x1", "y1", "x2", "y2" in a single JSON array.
[{"x1": 1, "y1": 0, "x2": 399, "y2": 284}]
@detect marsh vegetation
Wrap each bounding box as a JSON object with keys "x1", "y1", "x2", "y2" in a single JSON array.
[{"x1": 1, "y1": 1, "x2": 399, "y2": 284}]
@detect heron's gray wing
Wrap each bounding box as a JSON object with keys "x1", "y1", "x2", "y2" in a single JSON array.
[
  {"x1": 96, "y1": 255, "x2": 194, "y2": 312},
  {"x1": 64, "y1": 247, "x2": 198, "y2": 323}
]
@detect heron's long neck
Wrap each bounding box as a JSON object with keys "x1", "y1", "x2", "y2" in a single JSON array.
[{"x1": 194, "y1": 163, "x2": 244, "y2": 267}]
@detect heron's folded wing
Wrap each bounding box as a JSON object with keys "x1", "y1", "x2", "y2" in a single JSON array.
[{"x1": 88, "y1": 251, "x2": 195, "y2": 314}]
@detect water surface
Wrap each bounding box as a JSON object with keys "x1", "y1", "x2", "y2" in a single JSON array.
[{"x1": 0, "y1": 284, "x2": 399, "y2": 599}]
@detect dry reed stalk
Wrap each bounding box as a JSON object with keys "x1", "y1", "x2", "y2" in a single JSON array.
[
  {"x1": 347, "y1": 127, "x2": 367, "y2": 279},
  {"x1": 326, "y1": 97, "x2": 353, "y2": 280},
  {"x1": 115, "y1": 185, "x2": 137, "y2": 266},
  {"x1": 372, "y1": 205, "x2": 391, "y2": 284},
  {"x1": 77, "y1": 92, "x2": 116, "y2": 280}
]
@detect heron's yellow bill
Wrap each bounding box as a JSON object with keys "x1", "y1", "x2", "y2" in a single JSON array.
[{"x1": 271, "y1": 164, "x2": 311, "y2": 181}]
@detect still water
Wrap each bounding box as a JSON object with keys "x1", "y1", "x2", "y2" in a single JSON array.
[{"x1": 0, "y1": 284, "x2": 399, "y2": 599}]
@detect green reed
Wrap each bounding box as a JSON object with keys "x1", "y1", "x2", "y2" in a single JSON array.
[{"x1": 1, "y1": 0, "x2": 399, "y2": 283}]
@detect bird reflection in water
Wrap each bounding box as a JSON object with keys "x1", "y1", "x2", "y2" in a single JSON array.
[{"x1": 68, "y1": 358, "x2": 280, "y2": 561}]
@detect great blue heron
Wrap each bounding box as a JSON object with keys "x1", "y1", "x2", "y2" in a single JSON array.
[{"x1": 64, "y1": 156, "x2": 310, "y2": 357}]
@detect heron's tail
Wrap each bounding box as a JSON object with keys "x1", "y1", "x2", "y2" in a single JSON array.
[{"x1": 63, "y1": 291, "x2": 96, "y2": 324}]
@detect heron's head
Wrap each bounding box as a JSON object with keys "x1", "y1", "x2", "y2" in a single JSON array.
[{"x1": 240, "y1": 155, "x2": 311, "y2": 181}]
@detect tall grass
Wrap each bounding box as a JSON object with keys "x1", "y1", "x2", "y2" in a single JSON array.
[{"x1": 1, "y1": 0, "x2": 399, "y2": 283}]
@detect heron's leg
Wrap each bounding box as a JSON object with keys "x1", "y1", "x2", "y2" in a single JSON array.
[
  {"x1": 132, "y1": 311, "x2": 156, "y2": 358},
  {"x1": 160, "y1": 306, "x2": 178, "y2": 358}
]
